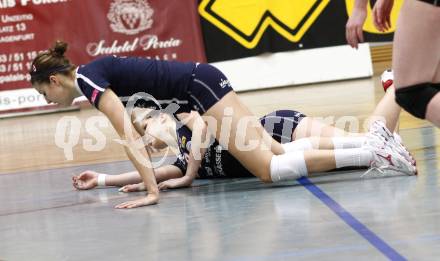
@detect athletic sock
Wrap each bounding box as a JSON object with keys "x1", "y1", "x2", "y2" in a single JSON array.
[
  {"x1": 332, "y1": 137, "x2": 366, "y2": 149},
  {"x1": 281, "y1": 138, "x2": 313, "y2": 152},
  {"x1": 334, "y1": 148, "x2": 372, "y2": 168}
]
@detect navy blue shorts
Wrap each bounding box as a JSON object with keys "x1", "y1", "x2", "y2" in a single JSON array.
[
  {"x1": 186, "y1": 63, "x2": 234, "y2": 115},
  {"x1": 260, "y1": 110, "x2": 307, "y2": 144},
  {"x1": 221, "y1": 110, "x2": 307, "y2": 178}
]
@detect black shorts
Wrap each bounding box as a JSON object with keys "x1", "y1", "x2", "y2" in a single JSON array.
[
  {"x1": 260, "y1": 110, "x2": 307, "y2": 143},
  {"x1": 186, "y1": 63, "x2": 234, "y2": 115},
  {"x1": 417, "y1": 0, "x2": 440, "y2": 6},
  {"x1": 221, "y1": 110, "x2": 307, "y2": 178}
]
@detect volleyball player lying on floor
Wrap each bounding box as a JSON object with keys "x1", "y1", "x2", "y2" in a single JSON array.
[
  {"x1": 72, "y1": 70, "x2": 416, "y2": 192},
  {"x1": 34, "y1": 41, "x2": 414, "y2": 208}
]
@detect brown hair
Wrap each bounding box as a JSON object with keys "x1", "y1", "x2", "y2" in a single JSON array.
[{"x1": 30, "y1": 41, "x2": 75, "y2": 84}]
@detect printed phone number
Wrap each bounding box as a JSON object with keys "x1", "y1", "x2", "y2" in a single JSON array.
[{"x1": 0, "y1": 51, "x2": 40, "y2": 63}]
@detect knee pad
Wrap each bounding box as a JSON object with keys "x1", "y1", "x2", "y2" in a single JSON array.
[
  {"x1": 270, "y1": 152, "x2": 308, "y2": 182},
  {"x1": 395, "y1": 83, "x2": 440, "y2": 119}
]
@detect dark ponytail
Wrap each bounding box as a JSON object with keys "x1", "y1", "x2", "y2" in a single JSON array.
[
  {"x1": 51, "y1": 41, "x2": 68, "y2": 57},
  {"x1": 30, "y1": 41, "x2": 75, "y2": 84}
]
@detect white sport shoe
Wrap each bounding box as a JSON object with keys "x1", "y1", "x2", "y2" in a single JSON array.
[
  {"x1": 394, "y1": 132, "x2": 417, "y2": 166},
  {"x1": 369, "y1": 120, "x2": 416, "y2": 167},
  {"x1": 393, "y1": 131, "x2": 402, "y2": 144},
  {"x1": 381, "y1": 69, "x2": 394, "y2": 92},
  {"x1": 362, "y1": 121, "x2": 417, "y2": 177},
  {"x1": 362, "y1": 137, "x2": 417, "y2": 177}
]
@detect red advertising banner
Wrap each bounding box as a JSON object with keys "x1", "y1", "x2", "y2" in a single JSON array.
[{"x1": 0, "y1": 0, "x2": 206, "y2": 92}]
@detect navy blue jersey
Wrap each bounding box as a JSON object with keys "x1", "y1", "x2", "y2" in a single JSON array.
[
  {"x1": 171, "y1": 124, "x2": 227, "y2": 178},
  {"x1": 75, "y1": 56, "x2": 196, "y2": 109},
  {"x1": 172, "y1": 110, "x2": 306, "y2": 178}
]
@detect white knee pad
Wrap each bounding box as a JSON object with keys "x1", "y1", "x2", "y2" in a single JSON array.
[
  {"x1": 270, "y1": 152, "x2": 308, "y2": 182},
  {"x1": 281, "y1": 138, "x2": 313, "y2": 152}
]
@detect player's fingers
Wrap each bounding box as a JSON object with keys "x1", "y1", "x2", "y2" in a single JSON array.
[
  {"x1": 345, "y1": 25, "x2": 351, "y2": 46},
  {"x1": 126, "y1": 203, "x2": 138, "y2": 209},
  {"x1": 347, "y1": 28, "x2": 357, "y2": 48},
  {"x1": 386, "y1": 14, "x2": 391, "y2": 31},
  {"x1": 356, "y1": 27, "x2": 364, "y2": 45},
  {"x1": 373, "y1": 8, "x2": 382, "y2": 31},
  {"x1": 78, "y1": 172, "x2": 88, "y2": 180},
  {"x1": 115, "y1": 201, "x2": 131, "y2": 208}
]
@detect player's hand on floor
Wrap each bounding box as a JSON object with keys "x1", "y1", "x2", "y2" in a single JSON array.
[
  {"x1": 72, "y1": 170, "x2": 99, "y2": 190},
  {"x1": 114, "y1": 193, "x2": 158, "y2": 209},
  {"x1": 158, "y1": 179, "x2": 188, "y2": 190},
  {"x1": 118, "y1": 182, "x2": 146, "y2": 193}
]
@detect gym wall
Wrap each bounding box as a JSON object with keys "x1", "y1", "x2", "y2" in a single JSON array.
[{"x1": 0, "y1": 0, "x2": 402, "y2": 115}]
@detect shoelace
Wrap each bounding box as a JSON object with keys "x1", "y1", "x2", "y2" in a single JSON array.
[
  {"x1": 361, "y1": 165, "x2": 403, "y2": 178},
  {"x1": 361, "y1": 166, "x2": 384, "y2": 178},
  {"x1": 396, "y1": 141, "x2": 416, "y2": 166},
  {"x1": 388, "y1": 138, "x2": 416, "y2": 166},
  {"x1": 371, "y1": 125, "x2": 416, "y2": 166}
]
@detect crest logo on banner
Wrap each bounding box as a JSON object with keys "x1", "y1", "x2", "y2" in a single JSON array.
[{"x1": 108, "y1": 0, "x2": 154, "y2": 35}]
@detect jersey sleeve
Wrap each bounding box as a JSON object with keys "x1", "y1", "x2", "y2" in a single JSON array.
[{"x1": 76, "y1": 68, "x2": 110, "y2": 108}]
